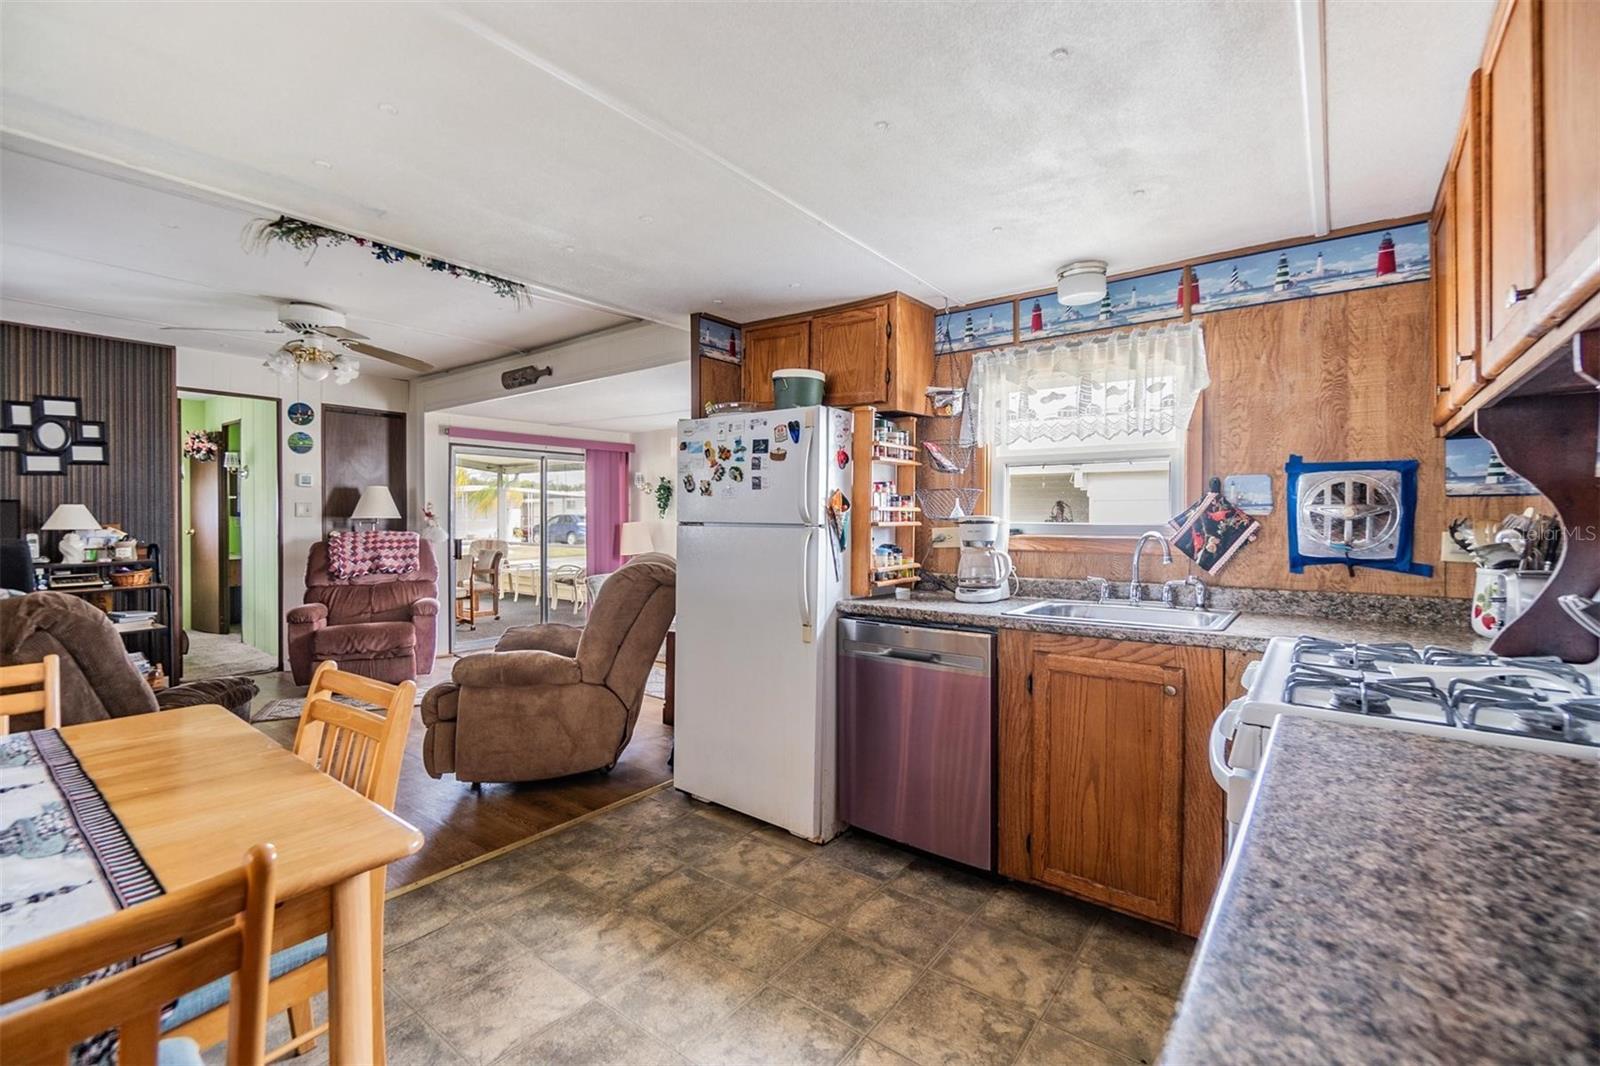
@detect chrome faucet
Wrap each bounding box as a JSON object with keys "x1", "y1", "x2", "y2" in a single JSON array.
[
  {"x1": 1128, "y1": 531, "x2": 1172, "y2": 606},
  {"x1": 1162, "y1": 575, "x2": 1209, "y2": 609}
]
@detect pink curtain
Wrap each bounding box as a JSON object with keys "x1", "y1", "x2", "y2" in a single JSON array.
[{"x1": 585, "y1": 449, "x2": 630, "y2": 575}]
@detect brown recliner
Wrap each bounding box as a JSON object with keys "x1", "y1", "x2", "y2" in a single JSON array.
[
  {"x1": 420, "y1": 553, "x2": 675, "y2": 784},
  {"x1": 287, "y1": 539, "x2": 439, "y2": 685},
  {"x1": 0, "y1": 591, "x2": 259, "y2": 726}
]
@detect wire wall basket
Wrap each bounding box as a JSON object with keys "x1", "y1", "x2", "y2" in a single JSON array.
[{"x1": 916, "y1": 486, "x2": 985, "y2": 521}]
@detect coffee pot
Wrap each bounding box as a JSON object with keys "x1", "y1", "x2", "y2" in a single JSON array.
[{"x1": 954, "y1": 516, "x2": 1015, "y2": 603}]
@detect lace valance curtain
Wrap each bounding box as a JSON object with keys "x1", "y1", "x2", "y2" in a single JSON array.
[{"x1": 960, "y1": 321, "x2": 1209, "y2": 447}]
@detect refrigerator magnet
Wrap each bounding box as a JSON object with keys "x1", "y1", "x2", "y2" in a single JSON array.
[
  {"x1": 835, "y1": 448, "x2": 849, "y2": 469},
  {"x1": 730, "y1": 466, "x2": 745, "y2": 483},
  {"x1": 682, "y1": 473, "x2": 695, "y2": 493},
  {"x1": 752, "y1": 457, "x2": 762, "y2": 470},
  {"x1": 771, "y1": 448, "x2": 788, "y2": 461},
  {"x1": 787, "y1": 420, "x2": 801, "y2": 443},
  {"x1": 753, "y1": 439, "x2": 768, "y2": 454},
  {"x1": 698, "y1": 480, "x2": 712, "y2": 495},
  {"x1": 752, "y1": 477, "x2": 762, "y2": 490}
]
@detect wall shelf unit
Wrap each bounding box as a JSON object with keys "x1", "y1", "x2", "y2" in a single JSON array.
[{"x1": 850, "y1": 409, "x2": 923, "y2": 597}]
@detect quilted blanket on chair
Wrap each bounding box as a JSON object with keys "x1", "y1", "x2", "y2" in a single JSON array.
[{"x1": 327, "y1": 530, "x2": 421, "y2": 580}]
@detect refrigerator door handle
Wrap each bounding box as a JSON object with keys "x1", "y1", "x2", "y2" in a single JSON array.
[
  {"x1": 801, "y1": 420, "x2": 819, "y2": 525},
  {"x1": 800, "y1": 527, "x2": 816, "y2": 644}
]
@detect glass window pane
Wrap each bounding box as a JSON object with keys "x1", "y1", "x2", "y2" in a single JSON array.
[{"x1": 1006, "y1": 457, "x2": 1172, "y2": 526}]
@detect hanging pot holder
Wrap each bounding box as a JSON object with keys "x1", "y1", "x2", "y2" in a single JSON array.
[
  {"x1": 1284, "y1": 454, "x2": 1432, "y2": 576},
  {"x1": 1166, "y1": 482, "x2": 1260, "y2": 575}
]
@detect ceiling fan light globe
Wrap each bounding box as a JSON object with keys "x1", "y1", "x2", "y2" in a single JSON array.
[
  {"x1": 298, "y1": 357, "x2": 332, "y2": 382},
  {"x1": 266, "y1": 350, "x2": 297, "y2": 378}
]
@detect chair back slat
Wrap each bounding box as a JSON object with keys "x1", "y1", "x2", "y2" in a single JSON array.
[
  {"x1": 0, "y1": 654, "x2": 61, "y2": 734},
  {"x1": 292, "y1": 663, "x2": 414, "y2": 808},
  {"x1": 0, "y1": 843, "x2": 276, "y2": 1066}
]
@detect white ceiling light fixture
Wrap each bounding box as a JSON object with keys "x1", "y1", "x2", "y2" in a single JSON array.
[
  {"x1": 1055, "y1": 260, "x2": 1108, "y2": 306},
  {"x1": 265, "y1": 337, "x2": 361, "y2": 385}
]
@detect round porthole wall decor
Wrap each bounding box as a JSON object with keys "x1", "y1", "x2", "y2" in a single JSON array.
[
  {"x1": 287, "y1": 402, "x2": 314, "y2": 426},
  {"x1": 287, "y1": 431, "x2": 314, "y2": 455}
]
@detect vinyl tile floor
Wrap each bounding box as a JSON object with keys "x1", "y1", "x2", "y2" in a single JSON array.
[{"x1": 223, "y1": 788, "x2": 1194, "y2": 1066}]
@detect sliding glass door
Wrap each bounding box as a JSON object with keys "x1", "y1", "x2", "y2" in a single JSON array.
[{"x1": 448, "y1": 445, "x2": 587, "y2": 654}]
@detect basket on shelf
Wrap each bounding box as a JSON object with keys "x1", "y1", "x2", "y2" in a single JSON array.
[
  {"x1": 915, "y1": 487, "x2": 985, "y2": 521},
  {"x1": 110, "y1": 568, "x2": 153, "y2": 588}
]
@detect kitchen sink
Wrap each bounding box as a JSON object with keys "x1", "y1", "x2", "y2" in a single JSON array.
[{"x1": 1005, "y1": 599, "x2": 1239, "y2": 632}]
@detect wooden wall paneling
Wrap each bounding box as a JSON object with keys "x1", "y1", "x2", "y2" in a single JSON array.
[
  {"x1": 0, "y1": 322, "x2": 179, "y2": 669},
  {"x1": 1178, "y1": 643, "x2": 1226, "y2": 937},
  {"x1": 995, "y1": 629, "x2": 1033, "y2": 880},
  {"x1": 320, "y1": 406, "x2": 406, "y2": 537}
]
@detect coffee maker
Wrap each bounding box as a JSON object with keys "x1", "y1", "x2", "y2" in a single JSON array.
[{"x1": 954, "y1": 516, "x2": 1015, "y2": 603}]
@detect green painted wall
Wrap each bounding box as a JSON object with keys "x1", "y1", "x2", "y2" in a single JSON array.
[{"x1": 177, "y1": 395, "x2": 279, "y2": 660}]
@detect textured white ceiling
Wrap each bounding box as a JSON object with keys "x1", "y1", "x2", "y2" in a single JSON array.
[{"x1": 0, "y1": 0, "x2": 1493, "y2": 334}]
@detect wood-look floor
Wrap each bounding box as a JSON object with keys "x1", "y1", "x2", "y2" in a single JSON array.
[{"x1": 252, "y1": 673, "x2": 672, "y2": 889}]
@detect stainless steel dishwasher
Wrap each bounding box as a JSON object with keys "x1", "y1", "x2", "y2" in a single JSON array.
[{"x1": 837, "y1": 618, "x2": 995, "y2": 871}]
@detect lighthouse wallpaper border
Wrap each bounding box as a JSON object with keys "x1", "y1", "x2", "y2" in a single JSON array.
[
  {"x1": 1018, "y1": 266, "x2": 1187, "y2": 341},
  {"x1": 1191, "y1": 222, "x2": 1430, "y2": 312},
  {"x1": 934, "y1": 300, "x2": 1016, "y2": 353}
]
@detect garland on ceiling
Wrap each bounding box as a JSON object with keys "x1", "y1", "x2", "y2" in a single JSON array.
[{"x1": 248, "y1": 215, "x2": 533, "y2": 304}]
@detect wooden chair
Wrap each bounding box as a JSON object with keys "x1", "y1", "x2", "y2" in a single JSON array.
[
  {"x1": 454, "y1": 541, "x2": 504, "y2": 628},
  {"x1": 0, "y1": 653, "x2": 61, "y2": 736},
  {"x1": 0, "y1": 653, "x2": 62, "y2": 734},
  {"x1": 0, "y1": 842, "x2": 277, "y2": 1066},
  {"x1": 169, "y1": 664, "x2": 414, "y2": 1062}
]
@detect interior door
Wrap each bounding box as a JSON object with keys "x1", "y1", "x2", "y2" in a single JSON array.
[
  {"x1": 1028, "y1": 651, "x2": 1183, "y2": 923},
  {"x1": 741, "y1": 321, "x2": 810, "y2": 407},
  {"x1": 812, "y1": 303, "x2": 888, "y2": 408},
  {"x1": 187, "y1": 456, "x2": 228, "y2": 634}
]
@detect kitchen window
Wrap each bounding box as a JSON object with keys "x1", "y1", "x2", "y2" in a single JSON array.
[{"x1": 962, "y1": 322, "x2": 1207, "y2": 540}]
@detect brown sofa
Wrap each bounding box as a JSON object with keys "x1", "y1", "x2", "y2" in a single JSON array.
[
  {"x1": 287, "y1": 539, "x2": 440, "y2": 685},
  {"x1": 421, "y1": 553, "x2": 675, "y2": 784},
  {"x1": 0, "y1": 591, "x2": 258, "y2": 726}
]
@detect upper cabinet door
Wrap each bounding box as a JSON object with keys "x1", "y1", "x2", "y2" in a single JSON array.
[
  {"x1": 1481, "y1": 0, "x2": 1543, "y2": 372},
  {"x1": 1539, "y1": 0, "x2": 1600, "y2": 317},
  {"x1": 741, "y1": 321, "x2": 811, "y2": 408},
  {"x1": 811, "y1": 302, "x2": 889, "y2": 408},
  {"x1": 1450, "y1": 73, "x2": 1487, "y2": 408},
  {"x1": 1432, "y1": 185, "x2": 1460, "y2": 426}
]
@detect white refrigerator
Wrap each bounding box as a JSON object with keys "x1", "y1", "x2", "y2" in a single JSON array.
[{"x1": 674, "y1": 405, "x2": 855, "y2": 842}]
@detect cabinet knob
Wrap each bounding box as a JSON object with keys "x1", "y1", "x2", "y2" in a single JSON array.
[
  {"x1": 1504, "y1": 284, "x2": 1535, "y2": 309},
  {"x1": 1162, "y1": 684, "x2": 1178, "y2": 697}
]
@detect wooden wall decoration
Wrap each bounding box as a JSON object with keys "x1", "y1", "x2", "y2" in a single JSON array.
[{"x1": 1, "y1": 323, "x2": 177, "y2": 556}]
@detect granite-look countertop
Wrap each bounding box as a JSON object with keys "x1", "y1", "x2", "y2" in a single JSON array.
[
  {"x1": 1161, "y1": 717, "x2": 1600, "y2": 1065},
  {"x1": 839, "y1": 591, "x2": 1488, "y2": 654}
]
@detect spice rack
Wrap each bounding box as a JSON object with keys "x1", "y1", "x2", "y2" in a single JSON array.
[{"x1": 850, "y1": 409, "x2": 923, "y2": 597}]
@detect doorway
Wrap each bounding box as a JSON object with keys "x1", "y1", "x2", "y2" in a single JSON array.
[
  {"x1": 178, "y1": 391, "x2": 281, "y2": 678},
  {"x1": 449, "y1": 445, "x2": 587, "y2": 654}
]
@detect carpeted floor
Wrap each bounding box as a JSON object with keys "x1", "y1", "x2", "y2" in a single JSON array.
[{"x1": 183, "y1": 629, "x2": 280, "y2": 679}]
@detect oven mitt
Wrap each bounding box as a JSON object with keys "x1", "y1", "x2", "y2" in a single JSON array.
[{"x1": 1166, "y1": 479, "x2": 1260, "y2": 575}]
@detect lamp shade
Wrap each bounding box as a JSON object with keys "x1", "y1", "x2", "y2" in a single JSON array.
[
  {"x1": 351, "y1": 486, "x2": 401, "y2": 521},
  {"x1": 41, "y1": 503, "x2": 101, "y2": 531},
  {"x1": 619, "y1": 521, "x2": 653, "y2": 557}
]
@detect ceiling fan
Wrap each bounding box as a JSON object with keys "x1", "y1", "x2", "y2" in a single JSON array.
[{"x1": 161, "y1": 302, "x2": 435, "y2": 379}]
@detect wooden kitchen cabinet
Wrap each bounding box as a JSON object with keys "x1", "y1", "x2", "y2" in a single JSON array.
[
  {"x1": 1432, "y1": 74, "x2": 1486, "y2": 425},
  {"x1": 811, "y1": 303, "x2": 889, "y2": 408},
  {"x1": 998, "y1": 632, "x2": 1223, "y2": 931},
  {"x1": 736, "y1": 292, "x2": 934, "y2": 414},
  {"x1": 1481, "y1": 0, "x2": 1542, "y2": 371},
  {"x1": 741, "y1": 320, "x2": 810, "y2": 408}
]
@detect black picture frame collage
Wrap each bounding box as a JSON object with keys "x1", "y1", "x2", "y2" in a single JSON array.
[{"x1": 0, "y1": 395, "x2": 108, "y2": 475}]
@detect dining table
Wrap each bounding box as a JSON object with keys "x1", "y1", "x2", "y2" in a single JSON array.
[{"x1": 23, "y1": 704, "x2": 423, "y2": 1064}]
